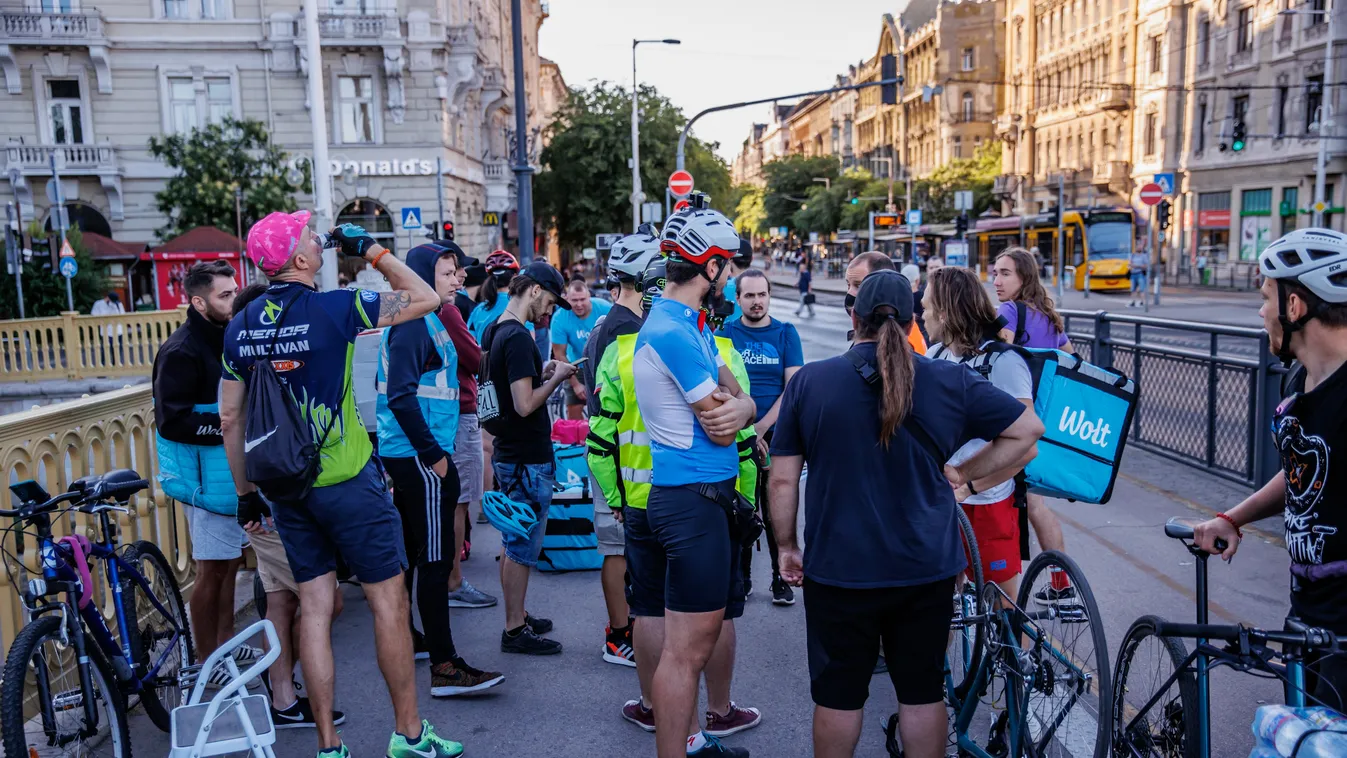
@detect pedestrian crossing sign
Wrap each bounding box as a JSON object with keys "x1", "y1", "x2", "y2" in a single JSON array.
[{"x1": 400, "y1": 207, "x2": 423, "y2": 230}]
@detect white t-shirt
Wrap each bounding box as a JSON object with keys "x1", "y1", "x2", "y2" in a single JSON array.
[{"x1": 928, "y1": 341, "x2": 1033, "y2": 504}]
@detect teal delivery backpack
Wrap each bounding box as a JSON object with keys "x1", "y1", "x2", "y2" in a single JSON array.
[{"x1": 978, "y1": 344, "x2": 1137, "y2": 504}]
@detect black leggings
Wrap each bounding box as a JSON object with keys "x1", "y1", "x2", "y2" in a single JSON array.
[
  {"x1": 384, "y1": 456, "x2": 461, "y2": 666},
  {"x1": 741, "y1": 467, "x2": 781, "y2": 582}
]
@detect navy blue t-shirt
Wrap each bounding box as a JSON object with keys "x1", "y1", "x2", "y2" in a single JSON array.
[
  {"x1": 770, "y1": 343, "x2": 1026, "y2": 588},
  {"x1": 719, "y1": 318, "x2": 804, "y2": 424}
]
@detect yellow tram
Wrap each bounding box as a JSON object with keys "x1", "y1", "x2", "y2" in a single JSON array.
[{"x1": 967, "y1": 208, "x2": 1136, "y2": 292}]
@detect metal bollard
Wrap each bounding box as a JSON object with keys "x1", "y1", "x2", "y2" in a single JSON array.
[
  {"x1": 1084, "y1": 271, "x2": 1090, "y2": 298},
  {"x1": 1152, "y1": 266, "x2": 1162, "y2": 307}
]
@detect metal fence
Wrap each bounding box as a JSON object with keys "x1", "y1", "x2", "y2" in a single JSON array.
[{"x1": 1059, "y1": 309, "x2": 1284, "y2": 489}]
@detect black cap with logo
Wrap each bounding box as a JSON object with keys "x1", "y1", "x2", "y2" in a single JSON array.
[{"x1": 520, "y1": 261, "x2": 572, "y2": 310}]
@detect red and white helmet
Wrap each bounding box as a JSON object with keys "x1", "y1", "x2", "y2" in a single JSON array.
[
  {"x1": 660, "y1": 209, "x2": 740, "y2": 266},
  {"x1": 484, "y1": 250, "x2": 520, "y2": 276}
]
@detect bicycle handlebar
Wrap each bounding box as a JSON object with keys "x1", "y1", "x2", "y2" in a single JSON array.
[
  {"x1": 0, "y1": 491, "x2": 80, "y2": 519},
  {"x1": 1156, "y1": 620, "x2": 1342, "y2": 652},
  {"x1": 0, "y1": 477, "x2": 148, "y2": 520}
]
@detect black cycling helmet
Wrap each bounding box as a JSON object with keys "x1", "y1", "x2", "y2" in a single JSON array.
[{"x1": 639, "y1": 257, "x2": 667, "y2": 313}]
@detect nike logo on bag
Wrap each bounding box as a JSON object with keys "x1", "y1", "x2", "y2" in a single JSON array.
[{"x1": 243, "y1": 428, "x2": 277, "y2": 453}]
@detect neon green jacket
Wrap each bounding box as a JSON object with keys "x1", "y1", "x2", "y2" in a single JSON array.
[{"x1": 588, "y1": 333, "x2": 758, "y2": 510}]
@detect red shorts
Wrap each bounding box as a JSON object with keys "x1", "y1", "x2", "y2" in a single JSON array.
[{"x1": 961, "y1": 496, "x2": 1022, "y2": 584}]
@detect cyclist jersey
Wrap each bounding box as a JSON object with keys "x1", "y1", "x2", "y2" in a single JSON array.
[
  {"x1": 467, "y1": 297, "x2": 533, "y2": 345},
  {"x1": 719, "y1": 317, "x2": 804, "y2": 424},
  {"x1": 633, "y1": 297, "x2": 738, "y2": 487},
  {"x1": 222, "y1": 281, "x2": 381, "y2": 488}
]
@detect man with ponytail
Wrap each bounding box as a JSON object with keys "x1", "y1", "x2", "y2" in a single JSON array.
[{"x1": 767, "y1": 270, "x2": 1043, "y2": 758}]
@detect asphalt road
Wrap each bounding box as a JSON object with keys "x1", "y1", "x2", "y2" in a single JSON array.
[{"x1": 121, "y1": 299, "x2": 1294, "y2": 758}]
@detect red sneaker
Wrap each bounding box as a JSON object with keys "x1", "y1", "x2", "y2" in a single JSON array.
[
  {"x1": 460, "y1": 539, "x2": 471, "y2": 562},
  {"x1": 621, "y1": 699, "x2": 656, "y2": 732},
  {"x1": 704, "y1": 702, "x2": 761, "y2": 737}
]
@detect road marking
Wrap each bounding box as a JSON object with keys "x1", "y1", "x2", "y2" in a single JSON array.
[{"x1": 1117, "y1": 471, "x2": 1284, "y2": 548}]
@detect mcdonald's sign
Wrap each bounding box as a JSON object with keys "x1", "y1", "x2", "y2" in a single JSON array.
[{"x1": 482, "y1": 211, "x2": 502, "y2": 226}]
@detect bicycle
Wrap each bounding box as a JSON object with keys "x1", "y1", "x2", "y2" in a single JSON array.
[
  {"x1": 886, "y1": 510, "x2": 1114, "y2": 758},
  {"x1": 1110, "y1": 518, "x2": 1345, "y2": 758},
  {"x1": 1, "y1": 469, "x2": 195, "y2": 757}
]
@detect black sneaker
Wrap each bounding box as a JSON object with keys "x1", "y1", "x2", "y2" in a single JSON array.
[
  {"x1": 771, "y1": 577, "x2": 796, "y2": 606},
  {"x1": 271, "y1": 697, "x2": 346, "y2": 730},
  {"x1": 743, "y1": 577, "x2": 753, "y2": 598},
  {"x1": 1033, "y1": 585, "x2": 1080, "y2": 608},
  {"x1": 501, "y1": 625, "x2": 563, "y2": 655},
  {"x1": 525, "y1": 613, "x2": 553, "y2": 635},
  {"x1": 412, "y1": 629, "x2": 430, "y2": 661},
  {"x1": 261, "y1": 670, "x2": 305, "y2": 699}
]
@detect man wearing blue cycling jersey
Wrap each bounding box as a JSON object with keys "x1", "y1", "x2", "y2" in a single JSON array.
[{"x1": 633, "y1": 206, "x2": 759, "y2": 758}]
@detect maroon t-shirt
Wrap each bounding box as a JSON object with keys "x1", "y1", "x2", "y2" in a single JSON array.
[{"x1": 438, "y1": 302, "x2": 481, "y2": 414}]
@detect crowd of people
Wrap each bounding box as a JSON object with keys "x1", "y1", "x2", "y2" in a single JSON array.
[{"x1": 147, "y1": 201, "x2": 1347, "y2": 758}]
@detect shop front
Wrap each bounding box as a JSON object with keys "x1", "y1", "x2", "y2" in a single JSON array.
[{"x1": 142, "y1": 227, "x2": 245, "y2": 309}]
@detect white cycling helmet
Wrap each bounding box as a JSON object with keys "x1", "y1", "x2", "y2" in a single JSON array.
[
  {"x1": 1259, "y1": 227, "x2": 1347, "y2": 361},
  {"x1": 660, "y1": 208, "x2": 741, "y2": 266},
  {"x1": 607, "y1": 232, "x2": 663, "y2": 279}
]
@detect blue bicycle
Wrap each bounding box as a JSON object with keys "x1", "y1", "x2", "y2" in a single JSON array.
[
  {"x1": 1109, "y1": 519, "x2": 1345, "y2": 758},
  {"x1": 1, "y1": 469, "x2": 195, "y2": 757}
]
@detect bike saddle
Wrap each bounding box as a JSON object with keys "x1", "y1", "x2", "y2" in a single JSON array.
[
  {"x1": 72, "y1": 469, "x2": 148, "y2": 503},
  {"x1": 1163, "y1": 518, "x2": 1194, "y2": 541}
]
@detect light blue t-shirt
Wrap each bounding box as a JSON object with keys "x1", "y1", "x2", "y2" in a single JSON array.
[
  {"x1": 550, "y1": 298, "x2": 611, "y2": 362},
  {"x1": 633, "y1": 297, "x2": 738, "y2": 487},
  {"x1": 468, "y1": 297, "x2": 533, "y2": 346}
]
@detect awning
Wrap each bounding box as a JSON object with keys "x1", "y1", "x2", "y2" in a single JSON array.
[
  {"x1": 82, "y1": 232, "x2": 148, "y2": 261},
  {"x1": 152, "y1": 226, "x2": 243, "y2": 254}
]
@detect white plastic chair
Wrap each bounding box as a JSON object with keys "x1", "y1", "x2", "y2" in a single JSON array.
[{"x1": 169, "y1": 619, "x2": 281, "y2": 758}]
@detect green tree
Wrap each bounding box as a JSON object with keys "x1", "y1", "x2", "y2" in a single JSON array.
[
  {"x1": 913, "y1": 142, "x2": 1001, "y2": 223},
  {"x1": 148, "y1": 117, "x2": 305, "y2": 240},
  {"x1": 0, "y1": 224, "x2": 109, "y2": 318},
  {"x1": 534, "y1": 83, "x2": 732, "y2": 253},
  {"x1": 733, "y1": 185, "x2": 768, "y2": 238},
  {"x1": 760, "y1": 155, "x2": 841, "y2": 231}
]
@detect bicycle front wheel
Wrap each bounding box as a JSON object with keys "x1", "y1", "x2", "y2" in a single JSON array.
[
  {"x1": 1, "y1": 614, "x2": 131, "y2": 757},
  {"x1": 1014, "y1": 549, "x2": 1113, "y2": 758},
  {"x1": 1111, "y1": 615, "x2": 1197, "y2": 758},
  {"x1": 947, "y1": 505, "x2": 986, "y2": 702},
  {"x1": 122, "y1": 540, "x2": 194, "y2": 732}
]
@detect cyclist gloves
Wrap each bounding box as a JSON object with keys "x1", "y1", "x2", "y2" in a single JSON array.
[
  {"x1": 236, "y1": 491, "x2": 272, "y2": 528},
  {"x1": 329, "y1": 223, "x2": 379, "y2": 259}
]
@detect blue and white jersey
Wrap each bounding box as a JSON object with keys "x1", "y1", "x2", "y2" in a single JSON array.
[{"x1": 633, "y1": 297, "x2": 739, "y2": 487}]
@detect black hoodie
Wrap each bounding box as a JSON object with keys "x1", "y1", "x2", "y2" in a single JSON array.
[
  {"x1": 153, "y1": 307, "x2": 226, "y2": 446},
  {"x1": 382, "y1": 244, "x2": 452, "y2": 465}
]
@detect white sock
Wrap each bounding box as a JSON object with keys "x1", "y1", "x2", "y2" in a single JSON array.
[{"x1": 687, "y1": 731, "x2": 708, "y2": 753}]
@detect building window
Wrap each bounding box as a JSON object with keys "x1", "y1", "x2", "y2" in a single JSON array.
[
  {"x1": 206, "y1": 77, "x2": 232, "y2": 124},
  {"x1": 1282, "y1": 187, "x2": 1299, "y2": 235},
  {"x1": 1150, "y1": 35, "x2": 1162, "y2": 73},
  {"x1": 953, "y1": 135, "x2": 963, "y2": 159},
  {"x1": 962, "y1": 91, "x2": 974, "y2": 122},
  {"x1": 163, "y1": 0, "x2": 188, "y2": 17},
  {"x1": 47, "y1": 79, "x2": 84, "y2": 145},
  {"x1": 338, "y1": 76, "x2": 375, "y2": 144},
  {"x1": 1198, "y1": 19, "x2": 1210, "y2": 65},
  {"x1": 201, "y1": 0, "x2": 224, "y2": 18},
  {"x1": 1311, "y1": 0, "x2": 1327, "y2": 26},
  {"x1": 962, "y1": 47, "x2": 974, "y2": 71},
  {"x1": 1307, "y1": 75, "x2": 1325, "y2": 131},
  {"x1": 168, "y1": 77, "x2": 196, "y2": 134},
  {"x1": 41, "y1": 0, "x2": 73, "y2": 11},
  {"x1": 1237, "y1": 7, "x2": 1254, "y2": 53},
  {"x1": 166, "y1": 75, "x2": 235, "y2": 133},
  {"x1": 1144, "y1": 112, "x2": 1157, "y2": 156},
  {"x1": 1196, "y1": 100, "x2": 1207, "y2": 153},
  {"x1": 1277, "y1": 86, "x2": 1289, "y2": 136}
]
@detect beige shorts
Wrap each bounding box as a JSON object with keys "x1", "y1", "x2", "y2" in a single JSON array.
[
  {"x1": 250, "y1": 528, "x2": 299, "y2": 595},
  {"x1": 591, "y1": 474, "x2": 625, "y2": 557}
]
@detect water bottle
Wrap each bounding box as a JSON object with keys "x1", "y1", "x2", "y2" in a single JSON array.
[
  {"x1": 314, "y1": 231, "x2": 340, "y2": 250},
  {"x1": 1250, "y1": 705, "x2": 1347, "y2": 757}
]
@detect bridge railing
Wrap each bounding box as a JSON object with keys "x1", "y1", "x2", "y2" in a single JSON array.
[
  {"x1": 0, "y1": 308, "x2": 187, "y2": 381},
  {"x1": 1060, "y1": 309, "x2": 1284, "y2": 489},
  {"x1": 0, "y1": 385, "x2": 192, "y2": 664}
]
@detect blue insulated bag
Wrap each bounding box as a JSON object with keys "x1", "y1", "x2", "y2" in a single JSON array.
[
  {"x1": 553, "y1": 443, "x2": 589, "y2": 492},
  {"x1": 537, "y1": 492, "x2": 602, "y2": 572},
  {"x1": 156, "y1": 403, "x2": 237, "y2": 516},
  {"x1": 981, "y1": 344, "x2": 1137, "y2": 504}
]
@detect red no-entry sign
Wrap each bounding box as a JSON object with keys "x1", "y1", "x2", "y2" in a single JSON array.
[
  {"x1": 668, "y1": 170, "x2": 694, "y2": 198},
  {"x1": 1140, "y1": 183, "x2": 1164, "y2": 206},
  {"x1": 672, "y1": 198, "x2": 691, "y2": 213}
]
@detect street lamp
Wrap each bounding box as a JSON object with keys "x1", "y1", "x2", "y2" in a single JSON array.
[
  {"x1": 1281, "y1": 3, "x2": 1335, "y2": 226},
  {"x1": 812, "y1": 177, "x2": 831, "y2": 190},
  {"x1": 631, "y1": 38, "x2": 681, "y2": 232}
]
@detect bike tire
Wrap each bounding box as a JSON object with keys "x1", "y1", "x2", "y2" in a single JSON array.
[
  {"x1": 948, "y1": 505, "x2": 987, "y2": 700},
  {"x1": 122, "y1": 540, "x2": 194, "y2": 732},
  {"x1": 1111, "y1": 615, "x2": 1198, "y2": 758},
  {"x1": 1013, "y1": 549, "x2": 1113, "y2": 758},
  {"x1": 1, "y1": 613, "x2": 132, "y2": 758},
  {"x1": 254, "y1": 570, "x2": 268, "y2": 620}
]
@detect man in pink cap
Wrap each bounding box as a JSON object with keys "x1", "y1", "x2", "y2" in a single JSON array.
[{"x1": 218, "y1": 211, "x2": 464, "y2": 758}]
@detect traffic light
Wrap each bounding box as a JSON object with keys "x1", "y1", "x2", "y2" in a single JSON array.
[
  {"x1": 1158, "y1": 200, "x2": 1172, "y2": 231},
  {"x1": 441, "y1": 220, "x2": 455, "y2": 240},
  {"x1": 880, "y1": 54, "x2": 899, "y2": 105},
  {"x1": 850, "y1": 196, "x2": 860, "y2": 205},
  {"x1": 955, "y1": 213, "x2": 969, "y2": 236},
  {"x1": 1231, "y1": 119, "x2": 1247, "y2": 152}
]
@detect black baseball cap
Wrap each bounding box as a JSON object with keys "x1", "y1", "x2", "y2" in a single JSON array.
[
  {"x1": 854, "y1": 269, "x2": 914, "y2": 323},
  {"x1": 462, "y1": 264, "x2": 488, "y2": 288},
  {"x1": 734, "y1": 238, "x2": 753, "y2": 268},
  {"x1": 520, "y1": 261, "x2": 572, "y2": 309},
  {"x1": 429, "y1": 239, "x2": 478, "y2": 268}
]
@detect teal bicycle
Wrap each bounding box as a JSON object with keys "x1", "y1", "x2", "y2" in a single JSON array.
[{"x1": 886, "y1": 516, "x2": 1113, "y2": 758}]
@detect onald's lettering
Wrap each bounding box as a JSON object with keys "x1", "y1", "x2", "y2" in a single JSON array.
[{"x1": 1059, "y1": 407, "x2": 1113, "y2": 448}]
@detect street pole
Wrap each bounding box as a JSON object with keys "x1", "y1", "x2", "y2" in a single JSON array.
[
  {"x1": 1147, "y1": 203, "x2": 1158, "y2": 313},
  {"x1": 1313, "y1": 0, "x2": 1335, "y2": 227},
  {"x1": 868, "y1": 210, "x2": 875, "y2": 251},
  {"x1": 906, "y1": 170, "x2": 914, "y2": 262},
  {"x1": 302, "y1": 0, "x2": 337, "y2": 289},
  {"x1": 631, "y1": 42, "x2": 642, "y2": 234},
  {"x1": 50, "y1": 153, "x2": 73, "y2": 312},
  {"x1": 234, "y1": 187, "x2": 244, "y2": 283},
  {"x1": 510, "y1": 0, "x2": 535, "y2": 262},
  {"x1": 1056, "y1": 173, "x2": 1065, "y2": 300},
  {"x1": 6, "y1": 202, "x2": 24, "y2": 319},
  {"x1": 435, "y1": 156, "x2": 446, "y2": 238}
]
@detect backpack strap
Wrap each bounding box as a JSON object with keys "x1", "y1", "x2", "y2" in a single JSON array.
[
  {"x1": 1014, "y1": 302, "x2": 1028, "y2": 346},
  {"x1": 844, "y1": 348, "x2": 947, "y2": 465},
  {"x1": 929, "y1": 343, "x2": 948, "y2": 361}
]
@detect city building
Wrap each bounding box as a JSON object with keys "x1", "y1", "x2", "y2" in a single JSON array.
[{"x1": 1, "y1": 0, "x2": 560, "y2": 304}]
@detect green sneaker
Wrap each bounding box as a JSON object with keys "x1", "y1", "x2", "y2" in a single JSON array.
[
  {"x1": 387, "y1": 720, "x2": 464, "y2": 758},
  {"x1": 317, "y1": 745, "x2": 350, "y2": 758}
]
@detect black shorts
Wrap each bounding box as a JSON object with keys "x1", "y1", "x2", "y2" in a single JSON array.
[
  {"x1": 804, "y1": 575, "x2": 956, "y2": 710},
  {"x1": 625, "y1": 480, "x2": 745, "y2": 619},
  {"x1": 383, "y1": 456, "x2": 461, "y2": 566}
]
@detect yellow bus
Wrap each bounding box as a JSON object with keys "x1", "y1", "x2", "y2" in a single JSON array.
[{"x1": 968, "y1": 208, "x2": 1136, "y2": 291}]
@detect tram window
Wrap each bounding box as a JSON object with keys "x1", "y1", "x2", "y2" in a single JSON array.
[
  {"x1": 1072, "y1": 232, "x2": 1085, "y2": 267},
  {"x1": 988, "y1": 235, "x2": 1012, "y2": 264}
]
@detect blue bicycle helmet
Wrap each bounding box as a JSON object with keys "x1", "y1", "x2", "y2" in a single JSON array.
[{"x1": 482, "y1": 491, "x2": 538, "y2": 539}]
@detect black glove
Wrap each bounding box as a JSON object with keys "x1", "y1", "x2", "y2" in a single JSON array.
[
  {"x1": 236, "y1": 491, "x2": 271, "y2": 528},
  {"x1": 329, "y1": 223, "x2": 379, "y2": 259}
]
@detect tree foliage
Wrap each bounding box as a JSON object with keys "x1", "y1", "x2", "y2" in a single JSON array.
[
  {"x1": 0, "y1": 224, "x2": 109, "y2": 318},
  {"x1": 148, "y1": 117, "x2": 305, "y2": 240},
  {"x1": 912, "y1": 142, "x2": 1001, "y2": 223},
  {"x1": 760, "y1": 155, "x2": 841, "y2": 231},
  {"x1": 534, "y1": 83, "x2": 732, "y2": 252},
  {"x1": 733, "y1": 185, "x2": 768, "y2": 238}
]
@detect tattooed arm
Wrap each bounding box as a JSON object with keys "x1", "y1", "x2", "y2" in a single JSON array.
[{"x1": 365, "y1": 244, "x2": 439, "y2": 328}]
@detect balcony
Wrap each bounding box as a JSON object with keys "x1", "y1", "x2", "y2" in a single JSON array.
[
  {"x1": 483, "y1": 160, "x2": 509, "y2": 183},
  {"x1": 1091, "y1": 160, "x2": 1130, "y2": 187},
  {"x1": 4, "y1": 141, "x2": 124, "y2": 220},
  {"x1": 992, "y1": 174, "x2": 1021, "y2": 197},
  {"x1": 1096, "y1": 84, "x2": 1130, "y2": 112},
  {"x1": 296, "y1": 12, "x2": 401, "y2": 43},
  {"x1": 995, "y1": 113, "x2": 1021, "y2": 138},
  {"x1": 0, "y1": 10, "x2": 111, "y2": 94}
]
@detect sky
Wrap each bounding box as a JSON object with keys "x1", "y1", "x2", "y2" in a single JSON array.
[{"x1": 538, "y1": 0, "x2": 901, "y2": 168}]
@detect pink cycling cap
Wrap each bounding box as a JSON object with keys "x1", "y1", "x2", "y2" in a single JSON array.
[{"x1": 246, "y1": 210, "x2": 311, "y2": 275}]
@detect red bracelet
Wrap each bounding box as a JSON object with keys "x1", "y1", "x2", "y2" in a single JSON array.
[
  {"x1": 1215, "y1": 512, "x2": 1243, "y2": 539},
  {"x1": 369, "y1": 249, "x2": 390, "y2": 269}
]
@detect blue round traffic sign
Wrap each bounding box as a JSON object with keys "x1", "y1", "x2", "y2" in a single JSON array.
[{"x1": 59, "y1": 257, "x2": 78, "y2": 278}]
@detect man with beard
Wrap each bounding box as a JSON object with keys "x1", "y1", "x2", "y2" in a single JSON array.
[
  {"x1": 153, "y1": 261, "x2": 248, "y2": 661},
  {"x1": 719, "y1": 269, "x2": 803, "y2": 606}
]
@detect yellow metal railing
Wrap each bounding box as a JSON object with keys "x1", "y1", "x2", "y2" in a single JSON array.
[
  {"x1": 0, "y1": 308, "x2": 187, "y2": 381},
  {"x1": 0, "y1": 385, "x2": 193, "y2": 662}
]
